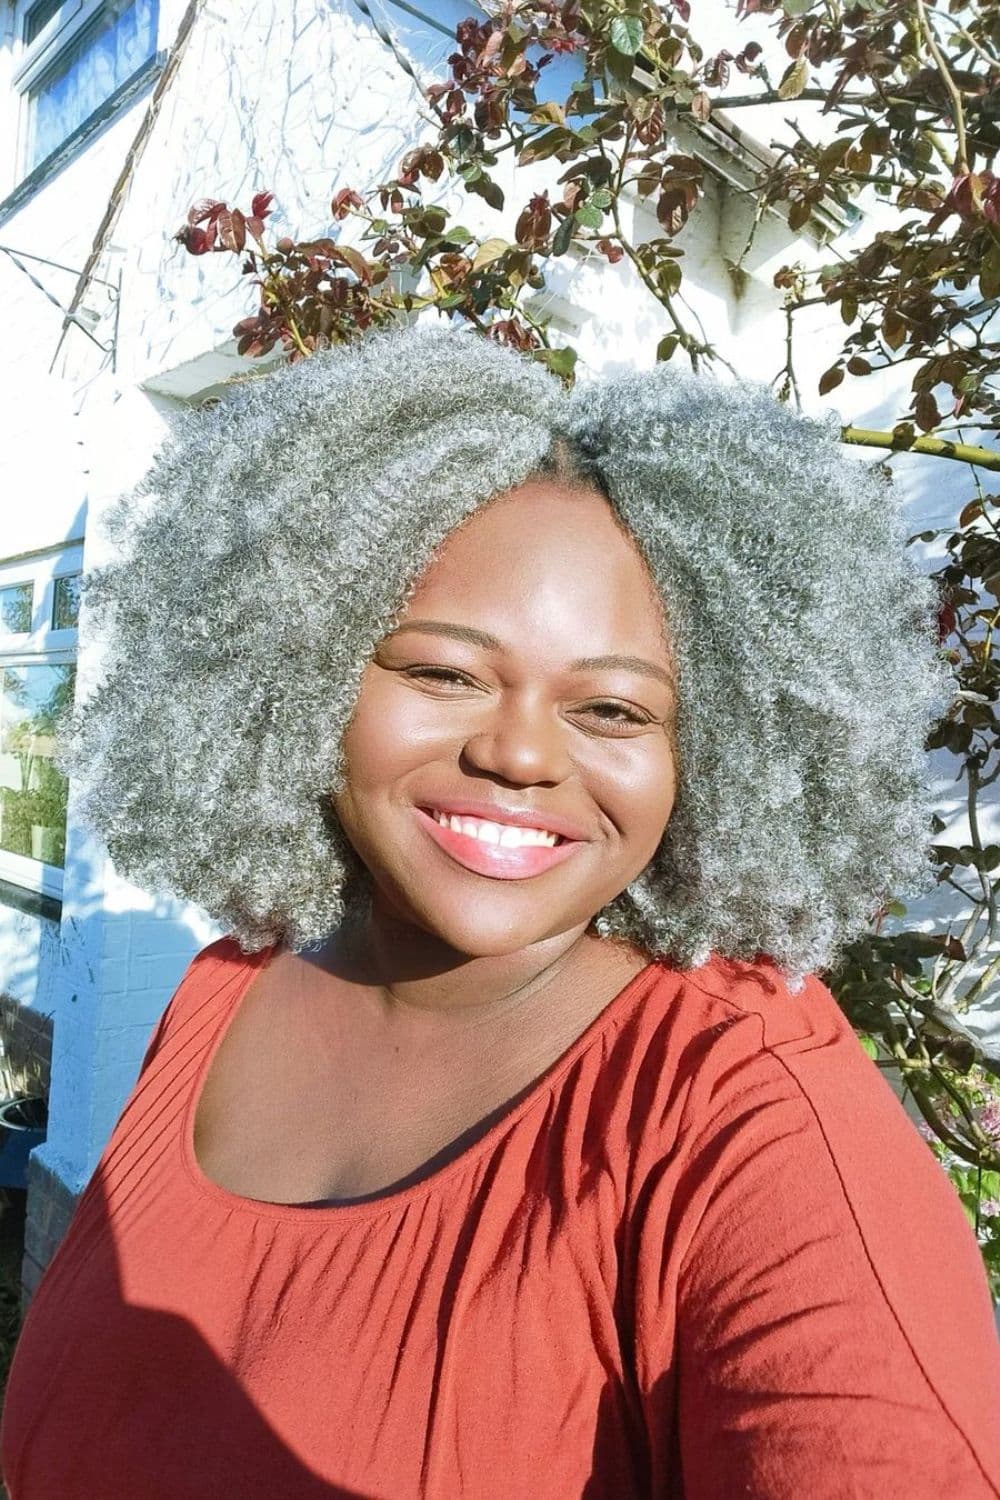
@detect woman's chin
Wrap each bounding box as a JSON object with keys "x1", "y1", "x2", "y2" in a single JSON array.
[
  {"x1": 416, "y1": 918, "x2": 555, "y2": 960},
  {"x1": 397, "y1": 897, "x2": 580, "y2": 961}
]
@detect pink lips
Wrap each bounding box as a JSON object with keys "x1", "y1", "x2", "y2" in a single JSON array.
[{"x1": 414, "y1": 807, "x2": 585, "y2": 881}]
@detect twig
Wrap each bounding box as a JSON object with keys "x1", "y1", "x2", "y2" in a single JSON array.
[{"x1": 915, "y1": 0, "x2": 970, "y2": 175}]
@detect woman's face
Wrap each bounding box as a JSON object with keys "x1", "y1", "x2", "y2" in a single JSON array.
[{"x1": 332, "y1": 480, "x2": 678, "y2": 958}]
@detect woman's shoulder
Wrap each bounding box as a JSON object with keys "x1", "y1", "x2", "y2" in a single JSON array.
[
  {"x1": 626, "y1": 949, "x2": 899, "y2": 1184},
  {"x1": 136, "y1": 935, "x2": 275, "y2": 1079},
  {"x1": 636, "y1": 948, "x2": 855, "y2": 1069}
]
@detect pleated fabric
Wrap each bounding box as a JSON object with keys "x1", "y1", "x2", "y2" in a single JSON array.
[{"x1": 3, "y1": 936, "x2": 999, "y2": 1499}]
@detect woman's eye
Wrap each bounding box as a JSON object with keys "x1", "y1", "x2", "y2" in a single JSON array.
[
  {"x1": 405, "y1": 666, "x2": 471, "y2": 685},
  {"x1": 404, "y1": 671, "x2": 651, "y2": 729},
  {"x1": 582, "y1": 702, "x2": 651, "y2": 728}
]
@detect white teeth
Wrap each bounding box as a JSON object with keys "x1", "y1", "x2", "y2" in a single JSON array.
[{"x1": 431, "y1": 810, "x2": 558, "y2": 847}]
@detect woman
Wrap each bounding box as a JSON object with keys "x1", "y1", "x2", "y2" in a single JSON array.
[{"x1": 2, "y1": 320, "x2": 998, "y2": 1498}]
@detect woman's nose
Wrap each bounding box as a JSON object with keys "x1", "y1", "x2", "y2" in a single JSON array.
[{"x1": 460, "y1": 697, "x2": 574, "y2": 786}]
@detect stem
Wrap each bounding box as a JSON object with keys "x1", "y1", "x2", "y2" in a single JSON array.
[
  {"x1": 915, "y1": 0, "x2": 969, "y2": 175},
  {"x1": 966, "y1": 760, "x2": 997, "y2": 940},
  {"x1": 963, "y1": 951, "x2": 1000, "y2": 1010},
  {"x1": 602, "y1": 132, "x2": 706, "y2": 368},
  {"x1": 842, "y1": 428, "x2": 1000, "y2": 469}
]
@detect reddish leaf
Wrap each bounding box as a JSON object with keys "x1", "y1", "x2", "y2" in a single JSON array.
[
  {"x1": 516, "y1": 192, "x2": 552, "y2": 248},
  {"x1": 882, "y1": 308, "x2": 907, "y2": 350},
  {"x1": 216, "y1": 208, "x2": 247, "y2": 253},
  {"x1": 657, "y1": 188, "x2": 690, "y2": 235},
  {"x1": 331, "y1": 188, "x2": 364, "y2": 221},
  {"x1": 818, "y1": 364, "x2": 844, "y2": 395},
  {"x1": 936, "y1": 602, "x2": 957, "y2": 642},
  {"x1": 915, "y1": 391, "x2": 940, "y2": 432},
  {"x1": 187, "y1": 198, "x2": 227, "y2": 227},
  {"x1": 333, "y1": 245, "x2": 374, "y2": 284},
  {"x1": 736, "y1": 41, "x2": 762, "y2": 73},
  {"x1": 251, "y1": 191, "x2": 274, "y2": 219}
]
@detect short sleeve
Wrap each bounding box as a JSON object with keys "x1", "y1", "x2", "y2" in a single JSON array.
[{"x1": 635, "y1": 970, "x2": 1000, "y2": 1499}]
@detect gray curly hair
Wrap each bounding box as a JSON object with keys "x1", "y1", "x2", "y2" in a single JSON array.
[{"x1": 58, "y1": 318, "x2": 951, "y2": 986}]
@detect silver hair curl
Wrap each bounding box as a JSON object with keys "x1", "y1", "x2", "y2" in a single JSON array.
[{"x1": 56, "y1": 318, "x2": 952, "y2": 988}]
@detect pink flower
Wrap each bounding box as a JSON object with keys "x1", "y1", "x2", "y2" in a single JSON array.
[{"x1": 978, "y1": 1100, "x2": 1000, "y2": 1143}]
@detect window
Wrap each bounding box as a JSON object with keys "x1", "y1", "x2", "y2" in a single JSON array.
[
  {"x1": 0, "y1": 547, "x2": 82, "y2": 900},
  {"x1": 0, "y1": 584, "x2": 33, "y2": 635},
  {"x1": 12, "y1": 0, "x2": 159, "y2": 182},
  {"x1": 0, "y1": 663, "x2": 75, "y2": 867}
]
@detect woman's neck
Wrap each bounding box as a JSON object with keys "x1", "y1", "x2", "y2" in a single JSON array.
[{"x1": 297, "y1": 901, "x2": 609, "y2": 1035}]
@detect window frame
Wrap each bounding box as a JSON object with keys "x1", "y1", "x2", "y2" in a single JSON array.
[
  {"x1": 0, "y1": 543, "x2": 83, "y2": 902},
  {"x1": 9, "y1": 0, "x2": 160, "y2": 188}
]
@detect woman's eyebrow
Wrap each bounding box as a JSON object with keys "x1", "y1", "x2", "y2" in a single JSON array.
[{"x1": 386, "y1": 620, "x2": 675, "y2": 687}]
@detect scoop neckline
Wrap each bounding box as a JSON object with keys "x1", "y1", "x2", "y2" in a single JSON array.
[{"x1": 181, "y1": 942, "x2": 667, "y2": 1225}]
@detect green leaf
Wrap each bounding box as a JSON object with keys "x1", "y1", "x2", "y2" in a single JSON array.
[
  {"x1": 536, "y1": 346, "x2": 578, "y2": 379},
  {"x1": 518, "y1": 129, "x2": 571, "y2": 167},
  {"x1": 605, "y1": 41, "x2": 636, "y2": 82},
  {"x1": 819, "y1": 138, "x2": 852, "y2": 173},
  {"x1": 980, "y1": 248, "x2": 1000, "y2": 302},
  {"x1": 778, "y1": 56, "x2": 808, "y2": 100},
  {"x1": 471, "y1": 237, "x2": 510, "y2": 272},
  {"x1": 528, "y1": 101, "x2": 566, "y2": 127},
  {"x1": 656, "y1": 333, "x2": 679, "y2": 362},
  {"x1": 552, "y1": 212, "x2": 576, "y2": 256},
  {"x1": 655, "y1": 258, "x2": 683, "y2": 296},
  {"x1": 468, "y1": 174, "x2": 504, "y2": 212},
  {"x1": 610, "y1": 15, "x2": 644, "y2": 55},
  {"x1": 857, "y1": 1034, "x2": 879, "y2": 1060},
  {"x1": 576, "y1": 201, "x2": 604, "y2": 230}
]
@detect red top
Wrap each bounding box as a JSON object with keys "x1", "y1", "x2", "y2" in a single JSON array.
[{"x1": 3, "y1": 937, "x2": 999, "y2": 1499}]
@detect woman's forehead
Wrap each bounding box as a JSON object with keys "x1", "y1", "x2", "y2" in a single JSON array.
[{"x1": 394, "y1": 483, "x2": 672, "y2": 663}]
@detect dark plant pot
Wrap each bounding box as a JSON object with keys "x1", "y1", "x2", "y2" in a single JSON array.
[{"x1": 0, "y1": 1096, "x2": 48, "y2": 1190}]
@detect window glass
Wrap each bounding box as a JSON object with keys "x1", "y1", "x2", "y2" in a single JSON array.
[
  {"x1": 25, "y1": 0, "x2": 158, "y2": 171},
  {"x1": 0, "y1": 584, "x2": 33, "y2": 635},
  {"x1": 23, "y1": 0, "x2": 63, "y2": 46},
  {"x1": 52, "y1": 573, "x2": 81, "y2": 630},
  {"x1": 0, "y1": 664, "x2": 75, "y2": 867}
]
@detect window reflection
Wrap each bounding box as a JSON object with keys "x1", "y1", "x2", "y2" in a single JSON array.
[
  {"x1": 26, "y1": 0, "x2": 158, "y2": 171},
  {"x1": 0, "y1": 665, "x2": 76, "y2": 867},
  {"x1": 0, "y1": 585, "x2": 33, "y2": 635},
  {"x1": 52, "y1": 574, "x2": 81, "y2": 631}
]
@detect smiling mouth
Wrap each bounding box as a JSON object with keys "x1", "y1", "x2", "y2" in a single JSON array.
[{"x1": 413, "y1": 807, "x2": 584, "y2": 881}]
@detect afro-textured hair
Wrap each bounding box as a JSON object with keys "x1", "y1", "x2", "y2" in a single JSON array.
[{"x1": 57, "y1": 318, "x2": 951, "y2": 987}]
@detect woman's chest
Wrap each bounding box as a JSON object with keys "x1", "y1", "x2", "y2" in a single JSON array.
[
  {"x1": 193, "y1": 1031, "x2": 539, "y2": 1207},
  {"x1": 191, "y1": 964, "x2": 612, "y2": 1206},
  {"x1": 4, "y1": 1095, "x2": 661, "y2": 1500}
]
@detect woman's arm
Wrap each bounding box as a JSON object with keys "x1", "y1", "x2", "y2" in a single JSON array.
[
  {"x1": 638, "y1": 972, "x2": 995, "y2": 1500},
  {"x1": 668, "y1": 986, "x2": 1000, "y2": 1498}
]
